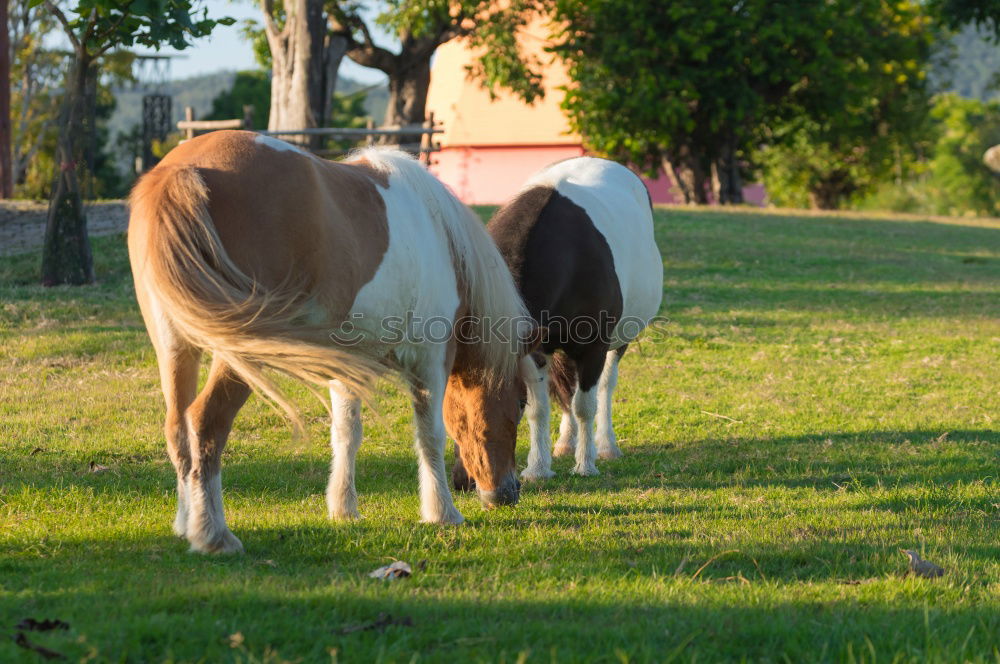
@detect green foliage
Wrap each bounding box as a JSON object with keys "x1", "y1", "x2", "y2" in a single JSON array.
[
  {"x1": 551, "y1": 0, "x2": 857, "y2": 173},
  {"x1": 339, "y1": 0, "x2": 546, "y2": 103},
  {"x1": 930, "y1": 0, "x2": 1000, "y2": 37},
  {"x1": 751, "y1": 1, "x2": 937, "y2": 209},
  {"x1": 33, "y1": 0, "x2": 234, "y2": 52},
  {"x1": 10, "y1": 1, "x2": 65, "y2": 199},
  {"x1": 206, "y1": 70, "x2": 272, "y2": 128},
  {"x1": 240, "y1": 18, "x2": 273, "y2": 70},
  {"x1": 551, "y1": 0, "x2": 938, "y2": 208},
  {"x1": 801, "y1": 95, "x2": 1000, "y2": 217},
  {"x1": 925, "y1": 94, "x2": 1000, "y2": 215}
]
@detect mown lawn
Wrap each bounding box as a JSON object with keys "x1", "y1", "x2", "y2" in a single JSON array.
[{"x1": 1, "y1": 206, "x2": 998, "y2": 663}]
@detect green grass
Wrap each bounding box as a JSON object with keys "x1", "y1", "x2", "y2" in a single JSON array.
[{"x1": 1, "y1": 207, "x2": 998, "y2": 663}]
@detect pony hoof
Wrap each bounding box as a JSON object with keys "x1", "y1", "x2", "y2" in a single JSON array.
[
  {"x1": 553, "y1": 443, "x2": 575, "y2": 458},
  {"x1": 188, "y1": 529, "x2": 244, "y2": 555},
  {"x1": 172, "y1": 515, "x2": 187, "y2": 538},
  {"x1": 329, "y1": 509, "x2": 362, "y2": 522},
  {"x1": 597, "y1": 446, "x2": 623, "y2": 460},
  {"x1": 572, "y1": 464, "x2": 600, "y2": 477},
  {"x1": 422, "y1": 507, "x2": 465, "y2": 526},
  {"x1": 520, "y1": 467, "x2": 556, "y2": 481}
]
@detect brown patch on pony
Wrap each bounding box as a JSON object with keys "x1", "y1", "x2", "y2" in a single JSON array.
[{"x1": 128, "y1": 130, "x2": 392, "y2": 431}]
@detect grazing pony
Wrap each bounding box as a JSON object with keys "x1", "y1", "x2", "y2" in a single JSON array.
[
  {"x1": 448, "y1": 157, "x2": 662, "y2": 484},
  {"x1": 128, "y1": 130, "x2": 532, "y2": 553}
]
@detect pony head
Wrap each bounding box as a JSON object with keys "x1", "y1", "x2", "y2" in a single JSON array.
[{"x1": 443, "y1": 324, "x2": 542, "y2": 508}]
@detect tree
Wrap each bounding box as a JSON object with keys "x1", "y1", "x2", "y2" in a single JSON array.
[
  {"x1": 37, "y1": 0, "x2": 231, "y2": 286},
  {"x1": 754, "y1": 1, "x2": 936, "y2": 209},
  {"x1": 206, "y1": 69, "x2": 272, "y2": 128},
  {"x1": 551, "y1": 0, "x2": 838, "y2": 203},
  {"x1": 551, "y1": 0, "x2": 936, "y2": 207},
  {"x1": 259, "y1": 0, "x2": 348, "y2": 142},
  {"x1": 926, "y1": 94, "x2": 1000, "y2": 215},
  {"x1": 10, "y1": 2, "x2": 63, "y2": 196},
  {"x1": 337, "y1": 1, "x2": 544, "y2": 145},
  {"x1": 0, "y1": 0, "x2": 12, "y2": 198},
  {"x1": 931, "y1": 0, "x2": 1000, "y2": 37}
]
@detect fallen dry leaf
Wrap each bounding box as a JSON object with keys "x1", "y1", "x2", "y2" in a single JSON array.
[
  {"x1": 369, "y1": 561, "x2": 412, "y2": 579},
  {"x1": 88, "y1": 461, "x2": 110, "y2": 474}
]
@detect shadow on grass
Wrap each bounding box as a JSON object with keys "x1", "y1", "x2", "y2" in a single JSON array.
[{"x1": 0, "y1": 530, "x2": 998, "y2": 662}]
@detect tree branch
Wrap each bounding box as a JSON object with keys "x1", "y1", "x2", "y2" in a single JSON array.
[
  {"x1": 342, "y1": 13, "x2": 396, "y2": 73},
  {"x1": 94, "y1": 2, "x2": 136, "y2": 57},
  {"x1": 260, "y1": 0, "x2": 287, "y2": 41},
  {"x1": 43, "y1": 1, "x2": 81, "y2": 52}
]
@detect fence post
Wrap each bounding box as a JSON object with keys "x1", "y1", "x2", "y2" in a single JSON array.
[
  {"x1": 422, "y1": 111, "x2": 435, "y2": 166},
  {"x1": 242, "y1": 105, "x2": 254, "y2": 131},
  {"x1": 184, "y1": 106, "x2": 195, "y2": 141}
]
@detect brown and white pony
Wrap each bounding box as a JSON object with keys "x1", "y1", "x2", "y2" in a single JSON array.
[
  {"x1": 128, "y1": 130, "x2": 533, "y2": 553},
  {"x1": 448, "y1": 157, "x2": 663, "y2": 485}
]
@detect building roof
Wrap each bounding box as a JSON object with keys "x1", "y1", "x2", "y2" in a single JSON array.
[{"x1": 426, "y1": 21, "x2": 582, "y2": 147}]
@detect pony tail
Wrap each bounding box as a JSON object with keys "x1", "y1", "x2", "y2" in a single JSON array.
[
  {"x1": 128, "y1": 165, "x2": 384, "y2": 434},
  {"x1": 547, "y1": 351, "x2": 576, "y2": 411}
]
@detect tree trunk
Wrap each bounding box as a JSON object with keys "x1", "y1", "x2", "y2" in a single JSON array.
[
  {"x1": 664, "y1": 144, "x2": 709, "y2": 205},
  {"x1": 0, "y1": 0, "x2": 13, "y2": 198},
  {"x1": 264, "y1": 0, "x2": 346, "y2": 149},
  {"x1": 808, "y1": 170, "x2": 854, "y2": 210},
  {"x1": 41, "y1": 56, "x2": 95, "y2": 286},
  {"x1": 313, "y1": 15, "x2": 348, "y2": 130},
  {"x1": 381, "y1": 57, "x2": 431, "y2": 152},
  {"x1": 345, "y1": 27, "x2": 439, "y2": 155},
  {"x1": 712, "y1": 132, "x2": 743, "y2": 205}
]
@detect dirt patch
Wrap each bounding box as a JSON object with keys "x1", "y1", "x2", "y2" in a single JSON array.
[{"x1": 0, "y1": 200, "x2": 128, "y2": 257}]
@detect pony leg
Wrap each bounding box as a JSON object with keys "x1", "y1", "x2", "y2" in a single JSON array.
[
  {"x1": 184, "y1": 357, "x2": 251, "y2": 553},
  {"x1": 521, "y1": 357, "x2": 555, "y2": 481},
  {"x1": 571, "y1": 350, "x2": 607, "y2": 477},
  {"x1": 409, "y1": 358, "x2": 464, "y2": 525},
  {"x1": 137, "y1": 291, "x2": 201, "y2": 537},
  {"x1": 595, "y1": 347, "x2": 625, "y2": 460},
  {"x1": 160, "y1": 345, "x2": 201, "y2": 537},
  {"x1": 553, "y1": 411, "x2": 578, "y2": 458},
  {"x1": 327, "y1": 380, "x2": 363, "y2": 520}
]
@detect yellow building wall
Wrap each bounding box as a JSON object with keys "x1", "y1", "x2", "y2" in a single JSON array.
[{"x1": 426, "y1": 23, "x2": 582, "y2": 147}]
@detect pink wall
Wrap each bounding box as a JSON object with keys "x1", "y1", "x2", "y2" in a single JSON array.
[
  {"x1": 430, "y1": 145, "x2": 767, "y2": 206},
  {"x1": 430, "y1": 145, "x2": 586, "y2": 205}
]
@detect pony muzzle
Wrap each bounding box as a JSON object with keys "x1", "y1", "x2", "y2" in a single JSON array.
[{"x1": 477, "y1": 473, "x2": 521, "y2": 509}]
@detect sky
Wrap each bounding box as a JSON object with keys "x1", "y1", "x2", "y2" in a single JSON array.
[{"x1": 130, "y1": 0, "x2": 389, "y2": 85}]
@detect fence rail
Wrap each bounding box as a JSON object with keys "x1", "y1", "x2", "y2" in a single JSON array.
[{"x1": 177, "y1": 106, "x2": 442, "y2": 165}]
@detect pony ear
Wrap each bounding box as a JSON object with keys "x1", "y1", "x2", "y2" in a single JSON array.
[{"x1": 519, "y1": 323, "x2": 545, "y2": 358}]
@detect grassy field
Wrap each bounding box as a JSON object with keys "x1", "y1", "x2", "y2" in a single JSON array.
[{"x1": 1, "y1": 206, "x2": 998, "y2": 663}]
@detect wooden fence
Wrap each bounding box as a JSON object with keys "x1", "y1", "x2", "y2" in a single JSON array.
[{"x1": 177, "y1": 106, "x2": 443, "y2": 165}]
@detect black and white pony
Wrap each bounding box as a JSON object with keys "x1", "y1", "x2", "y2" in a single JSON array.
[{"x1": 448, "y1": 157, "x2": 663, "y2": 486}]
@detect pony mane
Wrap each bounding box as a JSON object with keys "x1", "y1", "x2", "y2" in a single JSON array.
[{"x1": 348, "y1": 147, "x2": 530, "y2": 379}]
